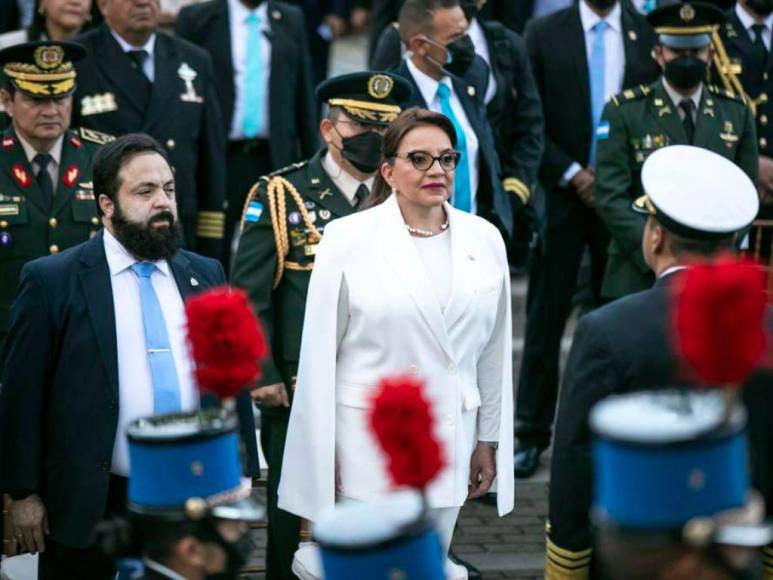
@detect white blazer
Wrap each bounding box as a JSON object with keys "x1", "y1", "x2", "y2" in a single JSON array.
[{"x1": 277, "y1": 195, "x2": 515, "y2": 521}]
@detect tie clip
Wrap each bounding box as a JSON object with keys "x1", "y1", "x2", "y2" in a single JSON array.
[{"x1": 147, "y1": 348, "x2": 171, "y2": 354}]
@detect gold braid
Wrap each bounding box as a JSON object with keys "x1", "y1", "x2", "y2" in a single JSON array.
[{"x1": 711, "y1": 28, "x2": 753, "y2": 113}]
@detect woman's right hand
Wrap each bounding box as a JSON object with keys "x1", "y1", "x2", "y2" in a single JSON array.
[{"x1": 251, "y1": 382, "x2": 290, "y2": 407}]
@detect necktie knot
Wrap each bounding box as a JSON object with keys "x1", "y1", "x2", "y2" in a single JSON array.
[
  {"x1": 131, "y1": 262, "x2": 156, "y2": 278},
  {"x1": 753, "y1": 23, "x2": 767, "y2": 42},
  {"x1": 593, "y1": 20, "x2": 609, "y2": 34},
  {"x1": 127, "y1": 49, "x2": 148, "y2": 68},
  {"x1": 34, "y1": 153, "x2": 51, "y2": 172},
  {"x1": 355, "y1": 183, "x2": 369, "y2": 207},
  {"x1": 679, "y1": 98, "x2": 696, "y2": 115},
  {"x1": 436, "y1": 82, "x2": 451, "y2": 101},
  {"x1": 246, "y1": 12, "x2": 259, "y2": 25}
]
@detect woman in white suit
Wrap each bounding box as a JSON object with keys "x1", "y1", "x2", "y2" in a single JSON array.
[{"x1": 278, "y1": 108, "x2": 514, "y2": 562}]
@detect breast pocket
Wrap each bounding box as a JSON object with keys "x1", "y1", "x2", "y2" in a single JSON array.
[{"x1": 71, "y1": 194, "x2": 98, "y2": 224}]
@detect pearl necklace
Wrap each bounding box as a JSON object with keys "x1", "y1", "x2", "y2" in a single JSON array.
[{"x1": 406, "y1": 218, "x2": 450, "y2": 237}]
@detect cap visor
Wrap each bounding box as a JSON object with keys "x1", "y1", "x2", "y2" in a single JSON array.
[{"x1": 659, "y1": 33, "x2": 711, "y2": 49}]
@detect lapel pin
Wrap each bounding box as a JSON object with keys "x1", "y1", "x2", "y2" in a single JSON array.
[
  {"x1": 467, "y1": 86, "x2": 476, "y2": 97},
  {"x1": 628, "y1": 30, "x2": 638, "y2": 41},
  {"x1": 319, "y1": 188, "x2": 332, "y2": 199},
  {"x1": 272, "y1": 9, "x2": 281, "y2": 19},
  {"x1": 190, "y1": 277, "x2": 199, "y2": 287},
  {"x1": 311, "y1": 178, "x2": 320, "y2": 185}
]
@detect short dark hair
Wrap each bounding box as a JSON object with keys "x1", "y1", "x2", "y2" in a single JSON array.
[
  {"x1": 398, "y1": 0, "x2": 460, "y2": 43},
  {"x1": 93, "y1": 133, "x2": 170, "y2": 216},
  {"x1": 651, "y1": 216, "x2": 735, "y2": 257}
]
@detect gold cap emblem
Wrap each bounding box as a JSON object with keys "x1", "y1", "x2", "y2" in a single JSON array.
[
  {"x1": 368, "y1": 74, "x2": 394, "y2": 99},
  {"x1": 34, "y1": 45, "x2": 64, "y2": 70},
  {"x1": 680, "y1": 4, "x2": 695, "y2": 22}
]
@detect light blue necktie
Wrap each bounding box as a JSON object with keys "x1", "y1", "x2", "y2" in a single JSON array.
[
  {"x1": 131, "y1": 262, "x2": 182, "y2": 414},
  {"x1": 242, "y1": 12, "x2": 265, "y2": 138},
  {"x1": 436, "y1": 83, "x2": 472, "y2": 212},
  {"x1": 589, "y1": 20, "x2": 609, "y2": 166}
]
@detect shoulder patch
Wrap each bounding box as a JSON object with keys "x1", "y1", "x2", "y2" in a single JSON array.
[
  {"x1": 611, "y1": 84, "x2": 651, "y2": 106},
  {"x1": 244, "y1": 200, "x2": 264, "y2": 222},
  {"x1": 707, "y1": 84, "x2": 746, "y2": 104},
  {"x1": 268, "y1": 160, "x2": 307, "y2": 177},
  {"x1": 77, "y1": 127, "x2": 115, "y2": 145}
]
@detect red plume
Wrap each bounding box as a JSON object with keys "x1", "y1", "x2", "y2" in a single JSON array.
[
  {"x1": 368, "y1": 374, "x2": 446, "y2": 490},
  {"x1": 185, "y1": 287, "x2": 268, "y2": 399},
  {"x1": 672, "y1": 254, "x2": 767, "y2": 386}
]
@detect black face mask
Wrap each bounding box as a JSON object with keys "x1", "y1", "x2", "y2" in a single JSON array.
[
  {"x1": 663, "y1": 56, "x2": 707, "y2": 91},
  {"x1": 336, "y1": 130, "x2": 383, "y2": 174},
  {"x1": 586, "y1": 0, "x2": 617, "y2": 11},
  {"x1": 205, "y1": 530, "x2": 254, "y2": 580},
  {"x1": 444, "y1": 34, "x2": 476, "y2": 77},
  {"x1": 746, "y1": 0, "x2": 773, "y2": 16}
]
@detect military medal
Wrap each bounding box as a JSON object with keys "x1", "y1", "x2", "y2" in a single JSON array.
[
  {"x1": 75, "y1": 190, "x2": 95, "y2": 201},
  {"x1": 319, "y1": 188, "x2": 332, "y2": 199},
  {"x1": 70, "y1": 134, "x2": 82, "y2": 149},
  {"x1": 720, "y1": 121, "x2": 739, "y2": 145},
  {"x1": 308, "y1": 211, "x2": 317, "y2": 223},
  {"x1": 319, "y1": 209, "x2": 331, "y2": 220},
  {"x1": 0, "y1": 231, "x2": 12, "y2": 248},
  {"x1": 80, "y1": 92, "x2": 118, "y2": 116},
  {"x1": 2, "y1": 136, "x2": 14, "y2": 150},
  {"x1": 304, "y1": 201, "x2": 315, "y2": 209},
  {"x1": 288, "y1": 211, "x2": 301, "y2": 225},
  {"x1": 12, "y1": 164, "x2": 31, "y2": 188},
  {"x1": 63, "y1": 164, "x2": 79, "y2": 188},
  {"x1": 178, "y1": 63, "x2": 204, "y2": 103}
]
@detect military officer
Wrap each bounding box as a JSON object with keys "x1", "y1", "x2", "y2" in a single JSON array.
[
  {"x1": 230, "y1": 71, "x2": 411, "y2": 580},
  {"x1": 71, "y1": 0, "x2": 226, "y2": 261},
  {"x1": 546, "y1": 145, "x2": 763, "y2": 578},
  {"x1": 0, "y1": 40, "x2": 111, "y2": 350},
  {"x1": 595, "y1": 0, "x2": 758, "y2": 300}
]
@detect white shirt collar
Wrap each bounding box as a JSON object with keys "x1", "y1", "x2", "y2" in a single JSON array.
[
  {"x1": 662, "y1": 78, "x2": 703, "y2": 110},
  {"x1": 142, "y1": 559, "x2": 187, "y2": 580},
  {"x1": 467, "y1": 18, "x2": 488, "y2": 61},
  {"x1": 17, "y1": 133, "x2": 63, "y2": 166},
  {"x1": 110, "y1": 28, "x2": 156, "y2": 56},
  {"x1": 735, "y1": 2, "x2": 773, "y2": 34},
  {"x1": 579, "y1": 0, "x2": 622, "y2": 33},
  {"x1": 321, "y1": 150, "x2": 375, "y2": 204},
  {"x1": 103, "y1": 227, "x2": 171, "y2": 277},
  {"x1": 658, "y1": 264, "x2": 687, "y2": 279},
  {"x1": 228, "y1": 0, "x2": 269, "y2": 26},
  {"x1": 406, "y1": 57, "x2": 451, "y2": 107}
]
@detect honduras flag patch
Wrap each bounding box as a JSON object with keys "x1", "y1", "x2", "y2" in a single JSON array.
[
  {"x1": 596, "y1": 121, "x2": 610, "y2": 140},
  {"x1": 245, "y1": 201, "x2": 263, "y2": 222}
]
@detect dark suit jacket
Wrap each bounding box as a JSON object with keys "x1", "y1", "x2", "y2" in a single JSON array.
[
  {"x1": 548, "y1": 272, "x2": 773, "y2": 568},
  {"x1": 175, "y1": 0, "x2": 318, "y2": 169},
  {"x1": 371, "y1": 21, "x2": 544, "y2": 199},
  {"x1": 72, "y1": 25, "x2": 226, "y2": 259},
  {"x1": 525, "y1": 3, "x2": 658, "y2": 228},
  {"x1": 0, "y1": 232, "x2": 257, "y2": 548},
  {"x1": 394, "y1": 59, "x2": 514, "y2": 237}
]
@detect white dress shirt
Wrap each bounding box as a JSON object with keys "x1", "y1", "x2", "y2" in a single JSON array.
[
  {"x1": 406, "y1": 58, "x2": 481, "y2": 213},
  {"x1": 111, "y1": 29, "x2": 156, "y2": 82},
  {"x1": 18, "y1": 133, "x2": 63, "y2": 194},
  {"x1": 468, "y1": 18, "x2": 497, "y2": 105},
  {"x1": 563, "y1": 0, "x2": 626, "y2": 183},
  {"x1": 228, "y1": 0, "x2": 272, "y2": 140},
  {"x1": 663, "y1": 79, "x2": 702, "y2": 123},
  {"x1": 321, "y1": 151, "x2": 375, "y2": 206},
  {"x1": 736, "y1": 2, "x2": 773, "y2": 50},
  {"x1": 104, "y1": 229, "x2": 198, "y2": 476}
]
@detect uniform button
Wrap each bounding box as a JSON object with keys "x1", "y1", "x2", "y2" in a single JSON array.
[
  {"x1": 448, "y1": 363, "x2": 457, "y2": 375},
  {"x1": 166, "y1": 139, "x2": 176, "y2": 150},
  {"x1": 48, "y1": 217, "x2": 57, "y2": 228},
  {"x1": 49, "y1": 244, "x2": 59, "y2": 254},
  {"x1": 761, "y1": 137, "x2": 768, "y2": 149},
  {"x1": 0, "y1": 220, "x2": 7, "y2": 228},
  {"x1": 762, "y1": 115, "x2": 768, "y2": 126},
  {"x1": 762, "y1": 93, "x2": 769, "y2": 103},
  {"x1": 91, "y1": 216, "x2": 100, "y2": 226}
]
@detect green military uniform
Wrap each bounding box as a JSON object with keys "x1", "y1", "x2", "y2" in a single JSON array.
[
  {"x1": 230, "y1": 71, "x2": 411, "y2": 580},
  {"x1": 0, "y1": 127, "x2": 110, "y2": 339},
  {"x1": 0, "y1": 41, "x2": 112, "y2": 349},
  {"x1": 595, "y1": 79, "x2": 758, "y2": 299}
]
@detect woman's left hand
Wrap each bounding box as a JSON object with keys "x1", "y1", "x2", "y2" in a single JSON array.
[{"x1": 467, "y1": 442, "x2": 497, "y2": 499}]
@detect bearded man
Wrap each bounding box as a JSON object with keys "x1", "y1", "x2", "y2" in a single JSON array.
[{"x1": 0, "y1": 133, "x2": 257, "y2": 579}]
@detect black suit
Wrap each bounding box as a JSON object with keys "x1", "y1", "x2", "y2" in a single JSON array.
[
  {"x1": 395, "y1": 59, "x2": 514, "y2": 237},
  {"x1": 547, "y1": 271, "x2": 773, "y2": 576},
  {"x1": 515, "y1": 3, "x2": 658, "y2": 450},
  {"x1": 175, "y1": 0, "x2": 318, "y2": 268},
  {"x1": 0, "y1": 232, "x2": 258, "y2": 572},
  {"x1": 72, "y1": 25, "x2": 227, "y2": 261}
]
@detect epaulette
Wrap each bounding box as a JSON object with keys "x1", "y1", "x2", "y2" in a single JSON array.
[
  {"x1": 77, "y1": 127, "x2": 115, "y2": 145},
  {"x1": 707, "y1": 84, "x2": 746, "y2": 104},
  {"x1": 268, "y1": 160, "x2": 307, "y2": 178},
  {"x1": 610, "y1": 84, "x2": 652, "y2": 107}
]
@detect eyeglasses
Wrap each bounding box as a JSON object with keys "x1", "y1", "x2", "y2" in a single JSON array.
[{"x1": 393, "y1": 150, "x2": 461, "y2": 172}]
